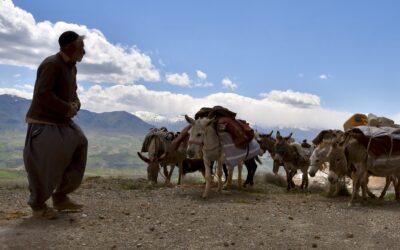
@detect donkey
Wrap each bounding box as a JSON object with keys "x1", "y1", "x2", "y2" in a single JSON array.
[
  {"x1": 184, "y1": 115, "x2": 226, "y2": 198},
  {"x1": 308, "y1": 130, "x2": 346, "y2": 195},
  {"x1": 138, "y1": 130, "x2": 187, "y2": 184},
  {"x1": 309, "y1": 129, "x2": 377, "y2": 197},
  {"x1": 274, "y1": 131, "x2": 314, "y2": 191},
  {"x1": 326, "y1": 137, "x2": 400, "y2": 205},
  {"x1": 258, "y1": 131, "x2": 295, "y2": 187}
]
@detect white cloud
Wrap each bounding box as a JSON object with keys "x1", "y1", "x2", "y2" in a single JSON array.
[
  {"x1": 196, "y1": 70, "x2": 207, "y2": 80},
  {"x1": 192, "y1": 70, "x2": 213, "y2": 87},
  {"x1": 13, "y1": 73, "x2": 21, "y2": 78},
  {"x1": 319, "y1": 74, "x2": 332, "y2": 80},
  {"x1": 194, "y1": 81, "x2": 213, "y2": 88},
  {"x1": 260, "y1": 89, "x2": 320, "y2": 108},
  {"x1": 222, "y1": 78, "x2": 238, "y2": 90},
  {"x1": 165, "y1": 72, "x2": 191, "y2": 87},
  {"x1": 0, "y1": 0, "x2": 160, "y2": 84}
]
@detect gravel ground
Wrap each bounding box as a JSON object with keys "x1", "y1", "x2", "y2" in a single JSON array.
[{"x1": 1, "y1": 175, "x2": 400, "y2": 250}]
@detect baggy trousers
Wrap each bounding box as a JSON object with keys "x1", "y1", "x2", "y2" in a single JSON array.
[{"x1": 23, "y1": 122, "x2": 88, "y2": 210}]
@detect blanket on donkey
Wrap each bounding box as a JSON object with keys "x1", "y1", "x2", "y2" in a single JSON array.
[
  {"x1": 348, "y1": 126, "x2": 400, "y2": 157},
  {"x1": 218, "y1": 132, "x2": 260, "y2": 168}
]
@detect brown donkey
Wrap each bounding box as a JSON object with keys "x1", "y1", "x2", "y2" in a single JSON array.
[{"x1": 274, "y1": 131, "x2": 313, "y2": 191}]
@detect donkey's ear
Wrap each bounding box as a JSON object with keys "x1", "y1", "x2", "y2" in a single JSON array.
[
  {"x1": 206, "y1": 117, "x2": 217, "y2": 127},
  {"x1": 268, "y1": 130, "x2": 273, "y2": 136},
  {"x1": 185, "y1": 115, "x2": 195, "y2": 125}
]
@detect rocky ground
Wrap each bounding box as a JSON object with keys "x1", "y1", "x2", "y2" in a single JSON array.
[{"x1": 1, "y1": 174, "x2": 400, "y2": 250}]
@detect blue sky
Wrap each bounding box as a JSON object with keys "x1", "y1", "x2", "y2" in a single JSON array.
[{"x1": 1, "y1": 0, "x2": 400, "y2": 130}]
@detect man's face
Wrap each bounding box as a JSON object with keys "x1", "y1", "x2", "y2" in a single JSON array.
[{"x1": 70, "y1": 39, "x2": 85, "y2": 62}]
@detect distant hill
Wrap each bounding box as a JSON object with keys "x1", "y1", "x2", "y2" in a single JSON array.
[
  {"x1": 0, "y1": 94, "x2": 31, "y2": 131},
  {"x1": 0, "y1": 94, "x2": 152, "y2": 135}
]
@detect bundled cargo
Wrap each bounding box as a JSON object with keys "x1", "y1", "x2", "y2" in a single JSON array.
[{"x1": 367, "y1": 113, "x2": 395, "y2": 127}]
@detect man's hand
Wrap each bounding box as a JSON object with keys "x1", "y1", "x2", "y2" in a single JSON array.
[{"x1": 66, "y1": 102, "x2": 78, "y2": 118}]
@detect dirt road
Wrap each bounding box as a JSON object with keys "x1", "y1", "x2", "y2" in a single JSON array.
[{"x1": 1, "y1": 175, "x2": 400, "y2": 250}]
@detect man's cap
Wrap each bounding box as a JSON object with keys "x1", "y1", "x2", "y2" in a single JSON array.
[{"x1": 58, "y1": 31, "x2": 80, "y2": 47}]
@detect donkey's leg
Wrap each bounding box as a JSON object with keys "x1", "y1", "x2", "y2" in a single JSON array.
[
  {"x1": 360, "y1": 170, "x2": 369, "y2": 205},
  {"x1": 177, "y1": 161, "x2": 183, "y2": 185},
  {"x1": 286, "y1": 169, "x2": 296, "y2": 188},
  {"x1": 202, "y1": 159, "x2": 212, "y2": 199},
  {"x1": 349, "y1": 171, "x2": 360, "y2": 206},
  {"x1": 222, "y1": 164, "x2": 228, "y2": 184},
  {"x1": 167, "y1": 164, "x2": 175, "y2": 185},
  {"x1": 395, "y1": 177, "x2": 400, "y2": 201},
  {"x1": 224, "y1": 165, "x2": 234, "y2": 190},
  {"x1": 286, "y1": 168, "x2": 293, "y2": 191},
  {"x1": 237, "y1": 162, "x2": 243, "y2": 189},
  {"x1": 272, "y1": 160, "x2": 280, "y2": 175},
  {"x1": 300, "y1": 167, "x2": 308, "y2": 189},
  {"x1": 161, "y1": 164, "x2": 169, "y2": 184},
  {"x1": 217, "y1": 159, "x2": 224, "y2": 193},
  {"x1": 365, "y1": 176, "x2": 376, "y2": 199},
  {"x1": 334, "y1": 180, "x2": 340, "y2": 196},
  {"x1": 305, "y1": 168, "x2": 309, "y2": 189},
  {"x1": 379, "y1": 176, "x2": 392, "y2": 200}
]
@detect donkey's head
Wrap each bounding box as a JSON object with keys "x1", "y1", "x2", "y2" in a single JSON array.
[
  {"x1": 274, "y1": 131, "x2": 293, "y2": 162},
  {"x1": 327, "y1": 142, "x2": 347, "y2": 184},
  {"x1": 258, "y1": 130, "x2": 275, "y2": 156},
  {"x1": 184, "y1": 115, "x2": 216, "y2": 159},
  {"x1": 309, "y1": 129, "x2": 345, "y2": 177},
  {"x1": 137, "y1": 135, "x2": 166, "y2": 183}
]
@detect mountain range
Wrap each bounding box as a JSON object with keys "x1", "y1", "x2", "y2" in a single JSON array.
[{"x1": 0, "y1": 94, "x2": 153, "y2": 135}]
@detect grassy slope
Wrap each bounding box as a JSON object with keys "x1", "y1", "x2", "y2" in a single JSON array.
[{"x1": 0, "y1": 130, "x2": 146, "y2": 170}]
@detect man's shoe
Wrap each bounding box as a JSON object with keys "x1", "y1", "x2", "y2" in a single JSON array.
[
  {"x1": 32, "y1": 206, "x2": 59, "y2": 220},
  {"x1": 52, "y1": 196, "x2": 83, "y2": 211}
]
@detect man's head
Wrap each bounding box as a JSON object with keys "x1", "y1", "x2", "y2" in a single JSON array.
[{"x1": 58, "y1": 31, "x2": 85, "y2": 62}]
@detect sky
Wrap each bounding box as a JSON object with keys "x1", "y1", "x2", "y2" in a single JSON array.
[{"x1": 1, "y1": 0, "x2": 400, "y2": 130}]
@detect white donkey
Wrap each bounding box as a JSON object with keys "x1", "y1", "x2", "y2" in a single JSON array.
[{"x1": 184, "y1": 115, "x2": 226, "y2": 198}]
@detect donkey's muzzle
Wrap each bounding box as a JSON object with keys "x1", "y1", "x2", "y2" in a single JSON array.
[{"x1": 187, "y1": 149, "x2": 195, "y2": 158}]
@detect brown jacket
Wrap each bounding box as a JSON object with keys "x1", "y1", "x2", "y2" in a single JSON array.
[{"x1": 26, "y1": 53, "x2": 80, "y2": 124}]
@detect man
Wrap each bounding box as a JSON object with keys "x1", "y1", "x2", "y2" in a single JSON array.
[{"x1": 24, "y1": 31, "x2": 88, "y2": 219}]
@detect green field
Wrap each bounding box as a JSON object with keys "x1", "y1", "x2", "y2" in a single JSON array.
[
  {"x1": 0, "y1": 130, "x2": 147, "y2": 170},
  {"x1": 0, "y1": 130, "x2": 275, "y2": 183}
]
